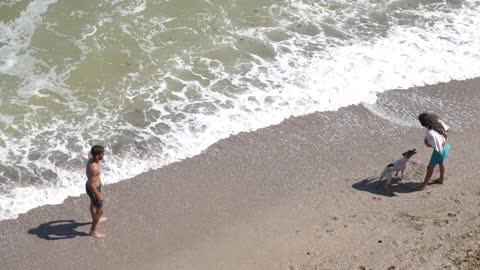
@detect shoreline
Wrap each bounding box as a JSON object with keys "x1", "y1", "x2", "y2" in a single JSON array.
[{"x1": 1, "y1": 78, "x2": 480, "y2": 269}]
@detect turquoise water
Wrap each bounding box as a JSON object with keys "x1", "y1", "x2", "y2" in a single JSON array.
[{"x1": 1, "y1": 0, "x2": 479, "y2": 220}]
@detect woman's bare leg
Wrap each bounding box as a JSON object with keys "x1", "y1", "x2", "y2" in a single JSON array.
[{"x1": 419, "y1": 165, "x2": 435, "y2": 191}]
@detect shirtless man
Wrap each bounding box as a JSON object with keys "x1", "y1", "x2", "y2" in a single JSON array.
[{"x1": 86, "y1": 145, "x2": 106, "y2": 238}]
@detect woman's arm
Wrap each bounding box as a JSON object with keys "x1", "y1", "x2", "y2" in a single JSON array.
[{"x1": 424, "y1": 138, "x2": 431, "y2": 147}]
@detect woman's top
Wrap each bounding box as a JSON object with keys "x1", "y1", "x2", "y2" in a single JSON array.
[{"x1": 425, "y1": 120, "x2": 449, "y2": 153}]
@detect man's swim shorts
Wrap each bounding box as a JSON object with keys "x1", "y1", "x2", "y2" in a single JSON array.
[{"x1": 86, "y1": 183, "x2": 103, "y2": 208}]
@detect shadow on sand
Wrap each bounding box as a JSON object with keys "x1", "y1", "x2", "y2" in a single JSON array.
[
  {"x1": 28, "y1": 220, "x2": 91, "y2": 240},
  {"x1": 352, "y1": 177, "x2": 421, "y2": 197}
]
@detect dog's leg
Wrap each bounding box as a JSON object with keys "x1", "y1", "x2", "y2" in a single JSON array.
[
  {"x1": 384, "y1": 172, "x2": 393, "y2": 191},
  {"x1": 379, "y1": 170, "x2": 385, "y2": 182}
]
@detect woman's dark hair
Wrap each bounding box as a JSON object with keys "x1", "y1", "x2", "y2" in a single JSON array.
[
  {"x1": 418, "y1": 112, "x2": 447, "y2": 138},
  {"x1": 91, "y1": 145, "x2": 105, "y2": 157}
]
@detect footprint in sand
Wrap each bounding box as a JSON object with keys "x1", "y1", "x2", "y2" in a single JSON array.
[
  {"x1": 398, "y1": 212, "x2": 425, "y2": 231},
  {"x1": 405, "y1": 161, "x2": 427, "y2": 179},
  {"x1": 413, "y1": 223, "x2": 425, "y2": 231},
  {"x1": 433, "y1": 219, "x2": 449, "y2": 227}
]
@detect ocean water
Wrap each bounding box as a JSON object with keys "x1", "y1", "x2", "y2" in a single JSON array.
[{"x1": 0, "y1": 0, "x2": 479, "y2": 220}]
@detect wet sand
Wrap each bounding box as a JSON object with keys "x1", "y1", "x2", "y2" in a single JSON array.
[{"x1": 1, "y1": 78, "x2": 480, "y2": 269}]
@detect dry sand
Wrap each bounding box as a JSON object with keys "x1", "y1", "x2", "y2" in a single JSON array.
[{"x1": 1, "y1": 79, "x2": 480, "y2": 270}]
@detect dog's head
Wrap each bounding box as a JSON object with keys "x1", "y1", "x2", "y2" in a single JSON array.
[{"x1": 402, "y1": 149, "x2": 417, "y2": 159}]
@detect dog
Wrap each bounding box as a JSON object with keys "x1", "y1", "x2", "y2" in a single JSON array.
[{"x1": 379, "y1": 149, "x2": 417, "y2": 191}]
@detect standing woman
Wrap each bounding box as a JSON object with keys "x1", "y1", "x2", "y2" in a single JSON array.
[{"x1": 418, "y1": 112, "x2": 450, "y2": 191}]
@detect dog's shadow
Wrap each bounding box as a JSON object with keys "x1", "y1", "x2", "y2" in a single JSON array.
[
  {"x1": 352, "y1": 160, "x2": 427, "y2": 197},
  {"x1": 28, "y1": 220, "x2": 91, "y2": 240},
  {"x1": 352, "y1": 177, "x2": 420, "y2": 197}
]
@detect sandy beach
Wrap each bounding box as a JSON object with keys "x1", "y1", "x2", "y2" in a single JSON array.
[{"x1": 1, "y1": 78, "x2": 480, "y2": 270}]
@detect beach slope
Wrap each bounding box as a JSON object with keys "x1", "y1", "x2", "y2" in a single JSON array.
[{"x1": 1, "y1": 79, "x2": 480, "y2": 269}]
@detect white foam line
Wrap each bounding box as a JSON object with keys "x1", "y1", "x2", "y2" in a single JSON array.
[
  {"x1": 0, "y1": 0, "x2": 57, "y2": 74},
  {"x1": 80, "y1": 25, "x2": 97, "y2": 40},
  {"x1": 1, "y1": 1, "x2": 480, "y2": 221}
]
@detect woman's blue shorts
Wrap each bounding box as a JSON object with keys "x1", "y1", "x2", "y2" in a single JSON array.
[{"x1": 429, "y1": 144, "x2": 450, "y2": 166}]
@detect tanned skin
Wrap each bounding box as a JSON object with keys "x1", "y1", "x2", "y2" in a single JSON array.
[
  {"x1": 86, "y1": 150, "x2": 106, "y2": 238},
  {"x1": 419, "y1": 138, "x2": 447, "y2": 191}
]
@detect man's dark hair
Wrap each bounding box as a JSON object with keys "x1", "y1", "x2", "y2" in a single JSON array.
[
  {"x1": 91, "y1": 145, "x2": 105, "y2": 157},
  {"x1": 418, "y1": 112, "x2": 447, "y2": 139}
]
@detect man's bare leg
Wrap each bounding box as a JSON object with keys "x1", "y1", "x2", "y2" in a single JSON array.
[
  {"x1": 419, "y1": 165, "x2": 435, "y2": 191},
  {"x1": 91, "y1": 204, "x2": 107, "y2": 222},
  {"x1": 89, "y1": 203, "x2": 96, "y2": 221},
  {"x1": 90, "y1": 207, "x2": 105, "y2": 238}
]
